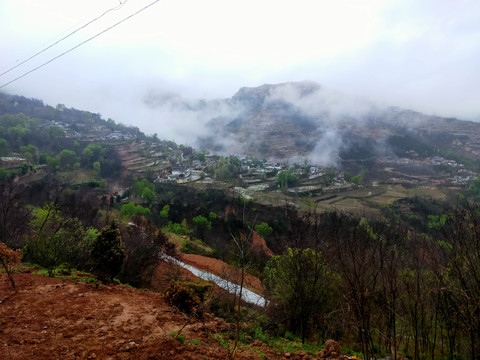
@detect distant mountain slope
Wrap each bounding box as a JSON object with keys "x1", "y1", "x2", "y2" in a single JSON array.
[
  {"x1": 193, "y1": 82, "x2": 480, "y2": 167},
  {"x1": 4, "y1": 83, "x2": 480, "y2": 170},
  {"x1": 0, "y1": 91, "x2": 145, "y2": 140}
]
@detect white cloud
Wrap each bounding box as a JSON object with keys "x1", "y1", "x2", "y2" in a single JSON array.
[{"x1": 0, "y1": 0, "x2": 479, "y2": 134}]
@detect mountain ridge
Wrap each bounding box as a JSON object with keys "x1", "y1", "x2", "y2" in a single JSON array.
[{"x1": 189, "y1": 82, "x2": 480, "y2": 167}]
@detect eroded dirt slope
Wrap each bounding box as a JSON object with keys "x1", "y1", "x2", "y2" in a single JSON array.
[{"x1": 0, "y1": 272, "x2": 285, "y2": 360}]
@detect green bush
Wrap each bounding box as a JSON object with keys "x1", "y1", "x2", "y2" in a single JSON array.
[
  {"x1": 24, "y1": 204, "x2": 92, "y2": 275},
  {"x1": 91, "y1": 221, "x2": 124, "y2": 283},
  {"x1": 162, "y1": 219, "x2": 191, "y2": 235},
  {"x1": 160, "y1": 204, "x2": 170, "y2": 218},
  {"x1": 121, "y1": 201, "x2": 151, "y2": 218}
]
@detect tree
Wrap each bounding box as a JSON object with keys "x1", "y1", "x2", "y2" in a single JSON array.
[
  {"x1": 214, "y1": 158, "x2": 234, "y2": 180},
  {"x1": 0, "y1": 168, "x2": 12, "y2": 183},
  {"x1": 58, "y1": 149, "x2": 78, "y2": 170},
  {"x1": 0, "y1": 243, "x2": 22, "y2": 289},
  {"x1": 93, "y1": 161, "x2": 101, "y2": 174},
  {"x1": 160, "y1": 204, "x2": 170, "y2": 218},
  {"x1": 106, "y1": 118, "x2": 116, "y2": 131},
  {"x1": 398, "y1": 242, "x2": 438, "y2": 360},
  {"x1": 8, "y1": 124, "x2": 30, "y2": 141},
  {"x1": 119, "y1": 216, "x2": 176, "y2": 286},
  {"x1": 48, "y1": 125, "x2": 65, "y2": 140},
  {"x1": 433, "y1": 205, "x2": 480, "y2": 359},
  {"x1": 351, "y1": 173, "x2": 363, "y2": 185},
  {"x1": 192, "y1": 215, "x2": 211, "y2": 240},
  {"x1": 254, "y1": 222, "x2": 273, "y2": 238},
  {"x1": 197, "y1": 151, "x2": 206, "y2": 162},
  {"x1": 91, "y1": 221, "x2": 124, "y2": 283},
  {"x1": 46, "y1": 154, "x2": 59, "y2": 171},
  {"x1": 163, "y1": 219, "x2": 191, "y2": 236},
  {"x1": 329, "y1": 217, "x2": 389, "y2": 359},
  {"x1": 133, "y1": 178, "x2": 156, "y2": 201},
  {"x1": 276, "y1": 170, "x2": 298, "y2": 189},
  {"x1": 469, "y1": 176, "x2": 480, "y2": 199},
  {"x1": 0, "y1": 138, "x2": 8, "y2": 156},
  {"x1": 0, "y1": 182, "x2": 31, "y2": 248},
  {"x1": 82, "y1": 143, "x2": 105, "y2": 167},
  {"x1": 20, "y1": 144, "x2": 38, "y2": 164},
  {"x1": 120, "y1": 202, "x2": 151, "y2": 218},
  {"x1": 24, "y1": 203, "x2": 86, "y2": 275},
  {"x1": 376, "y1": 227, "x2": 406, "y2": 360},
  {"x1": 263, "y1": 247, "x2": 339, "y2": 343},
  {"x1": 151, "y1": 133, "x2": 159, "y2": 143},
  {"x1": 225, "y1": 204, "x2": 258, "y2": 359},
  {"x1": 99, "y1": 146, "x2": 121, "y2": 178}
]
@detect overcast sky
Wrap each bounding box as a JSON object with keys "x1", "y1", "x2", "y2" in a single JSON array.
[{"x1": 1, "y1": 0, "x2": 479, "y2": 139}]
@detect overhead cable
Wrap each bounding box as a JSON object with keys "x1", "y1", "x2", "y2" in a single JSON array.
[
  {"x1": 0, "y1": 0, "x2": 129, "y2": 78},
  {"x1": 0, "y1": 0, "x2": 160, "y2": 89}
]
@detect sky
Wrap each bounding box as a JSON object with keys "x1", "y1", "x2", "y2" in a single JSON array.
[{"x1": 1, "y1": 0, "x2": 480, "y2": 140}]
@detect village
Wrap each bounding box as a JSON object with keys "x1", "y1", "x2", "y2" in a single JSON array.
[{"x1": 2, "y1": 107, "x2": 478, "y2": 206}]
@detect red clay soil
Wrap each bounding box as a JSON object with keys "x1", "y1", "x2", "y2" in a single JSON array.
[
  {"x1": 251, "y1": 232, "x2": 273, "y2": 257},
  {"x1": 181, "y1": 254, "x2": 264, "y2": 294},
  {"x1": 150, "y1": 260, "x2": 199, "y2": 291},
  {"x1": 0, "y1": 271, "x2": 294, "y2": 360}
]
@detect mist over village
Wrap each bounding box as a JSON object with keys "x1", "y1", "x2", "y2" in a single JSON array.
[{"x1": 1, "y1": 1, "x2": 480, "y2": 359}]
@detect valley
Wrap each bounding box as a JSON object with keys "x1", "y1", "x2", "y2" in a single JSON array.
[{"x1": 2, "y1": 84, "x2": 480, "y2": 359}]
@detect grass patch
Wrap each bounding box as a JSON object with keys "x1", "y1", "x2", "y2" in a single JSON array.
[
  {"x1": 188, "y1": 338, "x2": 201, "y2": 345},
  {"x1": 167, "y1": 232, "x2": 215, "y2": 256},
  {"x1": 169, "y1": 331, "x2": 186, "y2": 344},
  {"x1": 342, "y1": 347, "x2": 364, "y2": 358},
  {"x1": 181, "y1": 239, "x2": 215, "y2": 256},
  {"x1": 211, "y1": 333, "x2": 231, "y2": 352},
  {"x1": 29, "y1": 264, "x2": 99, "y2": 284},
  {"x1": 113, "y1": 277, "x2": 133, "y2": 287},
  {"x1": 31, "y1": 267, "x2": 49, "y2": 276},
  {"x1": 166, "y1": 233, "x2": 189, "y2": 248}
]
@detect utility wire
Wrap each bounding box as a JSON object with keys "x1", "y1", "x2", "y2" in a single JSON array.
[
  {"x1": 0, "y1": 0, "x2": 128, "y2": 78},
  {"x1": 0, "y1": 0, "x2": 160, "y2": 89}
]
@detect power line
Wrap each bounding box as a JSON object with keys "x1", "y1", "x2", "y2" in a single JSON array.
[
  {"x1": 0, "y1": 0, "x2": 160, "y2": 89},
  {"x1": 0, "y1": 0, "x2": 129, "y2": 78}
]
